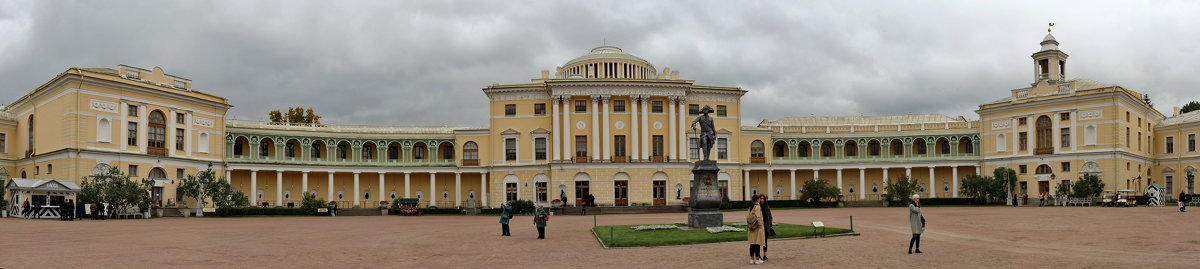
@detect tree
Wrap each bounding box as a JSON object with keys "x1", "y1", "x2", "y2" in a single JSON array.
[
  {"x1": 301, "y1": 193, "x2": 328, "y2": 215},
  {"x1": 1182, "y1": 101, "x2": 1200, "y2": 114},
  {"x1": 79, "y1": 166, "x2": 154, "y2": 215},
  {"x1": 0, "y1": 179, "x2": 7, "y2": 211},
  {"x1": 885, "y1": 176, "x2": 921, "y2": 204},
  {"x1": 959, "y1": 174, "x2": 1005, "y2": 203},
  {"x1": 1054, "y1": 181, "x2": 1071, "y2": 199},
  {"x1": 269, "y1": 107, "x2": 322, "y2": 125},
  {"x1": 1071, "y1": 174, "x2": 1105, "y2": 198},
  {"x1": 800, "y1": 178, "x2": 841, "y2": 204},
  {"x1": 178, "y1": 164, "x2": 224, "y2": 216},
  {"x1": 992, "y1": 167, "x2": 1018, "y2": 205}
]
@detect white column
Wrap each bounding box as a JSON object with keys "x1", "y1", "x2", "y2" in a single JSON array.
[
  {"x1": 813, "y1": 169, "x2": 819, "y2": 181},
  {"x1": 928, "y1": 167, "x2": 936, "y2": 198},
  {"x1": 1011, "y1": 117, "x2": 1019, "y2": 156},
  {"x1": 168, "y1": 108, "x2": 176, "y2": 156},
  {"x1": 836, "y1": 168, "x2": 844, "y2": 196},
  {"x1": 976, "y1": 165, "x2": 981, "y2": 175},
  {"x1": 552, "y1": 97, "x2": 561, "y2": 161},
  {"x1": 743, "y1": 169, "x2": 751, "y2": 201},
  {"x1": 766, "y1": 169, "x2": 774, "y2": 199},
  {"x1": 120, "y1": 100, "x2": 128, "y2": 151},
  {"x1": 302, "y1": 172, "x2": 309, "y2": 198},
  {"x1": 276, "y1": 171, "x2": 283, "y2": 206},
  {"x1": 668, "y1": 96, "x2": 677, "y2": 160},
  {"x1": 882, "y1": 168, "x2": 890, "y2": 192},
  {"x1": 139, "y1": 104, "x2": 148, "y2": 153},
  {"x1": 404, "y1": 172, "x2": 411, "y2": 198},
  {"x1": 591, "y1": 96, "x2": 600, "y2": 161},
  {"x1": 455, "y1": 172, "x2": 462, "y2": 207},
  {"x1": 789, "y1": 169, "x2": 797, "y2": 200},
  {"x1": 1052, "y1": 111, "x2": 1061, "y2": 149},
  {"x1": 185, "y1": 111, "x2": 193, "y2": 157},
  {"x1": 249, "y1": 170, "x2": 258, "y2": 205},
  {"x1": 353, "y1": 172, "x2": 361, "y2": 205},
  {"x1": 563, "y1": 96, "x2": 573, "y2": 161},
  {"x1": 951, "y1": 166, "x2": 959, "y2": 198},
  {"x1": 678, "y1": 97, "x2": 687, "y2": 159},
  {"x1": 859, "y1": 168, "x2": 866, "y2": 199},
  {"x1": 602, "y1": 96, "x2": 611, "y2": 161},
  {"x1": 631, "y1": 96, "x2": 640, "y2": 161},
  {"x1": 379, "y1": 172, "x2": 386, "y2": 202},
  {"x1": 430, "y1": 172, "x2": 437, "y2": 206},
  {"x1": 1070, "y1": 110, "x2": 1078, "y2": 151},
  {"x1": 906, "y1": 167, "x2": 912, "y2": 178},
  {"x1": 640, "y1": 96, "x2": 650, "y2": 159},
  {"x1": 225, "y1": 169, "x2": 231, "y2": 183},
  {"x1": 480, "y1": 173, "x2": 488, "y2": 208},
  {"x1": 327, "y1": 172, "x2": 334, "y2": 201},
  {"x1": 1026, "y1": 115, "x2": 1035, "y2": 153}
]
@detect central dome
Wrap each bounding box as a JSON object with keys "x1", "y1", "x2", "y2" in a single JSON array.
[{"x1": 558, "y1": 46, "x2": 658, "y2": 79}]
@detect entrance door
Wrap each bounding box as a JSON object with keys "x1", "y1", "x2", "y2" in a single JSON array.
[
  {"x1": 652, "y1": 180, "x2": 666, "y2": 206},
  {"x1": 1038, "y1": 181, "x2": 1050, "y2": 196},
  {"x1": 153, "y1": 187, "x2": 164, "y2": 207},
  {"x1": 574, "y1": 181, "x2": 590, "y2": 206},
  {"x1": 614, "y1": 181, "x2": 629, "y2": 206},
  {"x1": 1019, "y1": 181, "x2": 1028, "y2": 195},
  {"x1": 1166, "y1": 176, "x2": 1174, "y2": 198}
]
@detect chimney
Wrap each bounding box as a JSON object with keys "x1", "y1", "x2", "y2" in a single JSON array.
[
  {"x1": 541, "y1": 70, "x2": 549, "y2": 79},
  {"x1": 1174, "y1": 106, "x2": 1182, "y2": 116}
]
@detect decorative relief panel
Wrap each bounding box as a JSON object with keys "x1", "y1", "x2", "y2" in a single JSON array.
[
  {"x1": 576, "y1": 121, "x2": 586, "y2": 130},
  {"x1": 90, "y1": 99, "x2": 118, "y2": 113},
  {"x1": 488, "y1": 90, "x2": 551, "y2": 101},
  {"x1": 194, "y1": 117, "x2": 215, "y2": 128},
  {"x1": 1078, "y1": 110, "x2": 1102, "y2": 120},
  {"x1": 686, "y1": 92, "x2": 741, "y2": 103},
  {"x1": 653, "y1": 121, "x2": 663, "y2": 130},
  {"x1": 991, "y1": 120, "x2": 1011, "y2": 130},
  {"x1": 615, "y1": 120, "x2": 625, "y2": 130}
]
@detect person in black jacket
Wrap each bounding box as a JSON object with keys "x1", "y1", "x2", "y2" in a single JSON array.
[
  {"x1": 759, "y1": 195, "x2": 775, "y2": 261},
  {"x1": 1181, "y1": 192, "x2": 1188, "y2": 212}
]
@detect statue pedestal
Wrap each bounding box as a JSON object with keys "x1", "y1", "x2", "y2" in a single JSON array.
[{"x1": 688, "y1": 160, "x2": 724, "y2": 228}]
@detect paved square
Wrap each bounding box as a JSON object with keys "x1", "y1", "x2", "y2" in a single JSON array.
[{"x1": 1, "y1": 206, "x2": 1195, "y2": 268}]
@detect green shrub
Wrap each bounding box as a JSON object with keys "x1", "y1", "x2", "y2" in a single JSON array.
[
  {"x1": 884, "y1": 176, "x2": 920, "y2": 204},
  {"x1": 218, "y1": 207, "x2": 307, "y2": 216},
  {"x1": 1072, "y1": 174, "x2": 1105, "y2": 198},
  {"x1": 800, "y1": 179, "x2": 840, "y2": 204},
  {"x1": 300, "y1": 194, "x2": 328, "y2": 215},
  {"x1": 510, "y1": 200, "x2": 535, "y2": 215}
]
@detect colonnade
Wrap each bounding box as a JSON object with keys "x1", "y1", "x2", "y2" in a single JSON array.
[
  {"x1": 742, "y1": 165, "x2": 982, "y2": 200},
  {"x1": 225, "y1": 169, "x2": 487, "y2": 208}
]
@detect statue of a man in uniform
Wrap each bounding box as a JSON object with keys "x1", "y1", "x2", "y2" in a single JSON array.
[{"x1": 690, "y1": 105, "x2": 716, "y2": 161}]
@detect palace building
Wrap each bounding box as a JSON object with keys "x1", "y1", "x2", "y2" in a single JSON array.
[{"x1": 4, "y1": 33, "x2": 1199, "y2": 213}]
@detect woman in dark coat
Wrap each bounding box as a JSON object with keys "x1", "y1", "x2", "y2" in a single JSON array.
[
  {"x1": 534, "y1": 204, "x2": 549, "y2": 239},
  {"x1": 499, "y1": 201, "x2": 513, "y2": 236},
  {"x1": 760, "y1": 195, "x2": 775, "y2": 261}
]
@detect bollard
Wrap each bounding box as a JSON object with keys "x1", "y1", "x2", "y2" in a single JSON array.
[
  {"x1": 594, "y1": 215, "x2": 597, "y2": 227},
  {"x1": 850, "y1": 216, "x2": 854, "y2": 232},
  {"x1": 610, "y1": 226, "x2": 615, "y2": 246}
]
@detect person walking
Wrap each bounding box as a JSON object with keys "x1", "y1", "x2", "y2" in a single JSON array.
[
  {"x1": 1181, "y1": 192, "x2": 1188, "y2": 212},
  {"x1": 534, "y1": 204, "x2": 549, "y2": 239},
  {"x1": 33, "y1": 200, "x2": 42, "y2": 219},
  {"x1": 499, "y1": 201, "x2": 513, "y2": 236},
  {"x1": 746, "y1": 195, "x2": 765, "y2": 265},
  {"x1": 759, "y1": 195, "x2": 775, "y2": 261},
  {"x1": 580, "y1": 193, "x2": 589, "y2": 216},
  {"x1": 908, "y1": 194, "x2": 925, "y2": 254},
  {"x1": 21, "y1": 199, "x2": 30, "y2": 219}
]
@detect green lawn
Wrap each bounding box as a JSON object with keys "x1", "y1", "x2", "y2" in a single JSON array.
[{"x1": 592, "y1": 222, "x2": 854, "y2": 248}]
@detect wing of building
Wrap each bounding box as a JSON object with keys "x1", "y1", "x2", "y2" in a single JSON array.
[{"x1": 3, "y1": 34, "x2": 1198, "y2": 213}]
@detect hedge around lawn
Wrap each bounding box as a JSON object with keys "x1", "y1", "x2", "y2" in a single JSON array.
[
  {"x1": 887, "y1": 197, "x2": 989, "y2": 206},
  {"x1": 218, "y1": 207, "x2": 310, "y2": 216},
  {"x1": 723, "y1": 200, "x2": 838, "y2": 209}
]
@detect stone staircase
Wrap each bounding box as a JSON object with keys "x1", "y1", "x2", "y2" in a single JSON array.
[
  {"x1": 336, "y1": 208, "x2": 383, "y2": 216},
  {"x1": 159, "y1": 208, "x2": 186, "y2": 218},
  {"x1": 556, "y1": 205, "x2": 688, "y2": 215}
]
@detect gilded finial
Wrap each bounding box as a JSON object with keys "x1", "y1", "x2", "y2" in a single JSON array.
[{"x1": 1048, "y1": 22, "x2": 1055, "y2": 33}]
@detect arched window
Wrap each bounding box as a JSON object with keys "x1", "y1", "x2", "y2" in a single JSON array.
[
  {"x1": 311, "y1": 141, "x2": 325, "y2": 159},
  {"x1": 891, "y1": 140, "x2": 904, "y2": 155},
  {"x1": 821, "y1": 141, "x2": 834, "y2": 157},
  {"x1": 913, "y1": 139, "x2": 927, "y2": 155},
  {"x1": 1035, "y1": 115, "x2": 1053, "y2": 154},
  {"x1": 198, "y1": 133, "x2": 209, "y2": 153},
  {"x1": 868, "y1": 140, "x2": 881, "y2": 156},
  {"x1": 937, "y1": 138, "x2": 950, "y2": 154},
  {"x1": 997, "y1": 134, "x2": 1007, "y2": 152},
  {"x1": 439, "y1": 142, "x2": 454, "y2": 160},
  {"x1": 959, "y1": 137, "x2": 974, "y2": 154},
  {"x1": 1035, "y1": 164, "x2": 1052, "y2": 175},
  {"x1": 1084, "y1": 125, "x2": 1097, "y2": 145},
  {"x1": 362, "y1": 142, "x2": 376, "y2": 160},
  {"x1": 259, "y1": 138, "x2": 274, "y2": 157},
  {"x1": 463, "y1": 141, "x2": 479, "y2": 165},
  {"x1": 97, "y1": 118, "x2": 112, "y2": 143},
  {"x1": 844, "y1": 141, "x2": 858, "y2": 157},
  {"x1": 798, "y1": 141, "x2": 810, "y2": 157},
  {"x1": 148, "y1": 110, "x2": 166, "y2": 156},
  {"x1": 149, "y1": 167, "x2": 167, "y2": 179},
  {"x1": 750, "y1": 140, "x2": 765, "y2": 163},
  {"x1": 413, "y1": 142, "x2": 427, "y2": 160},
  {"x1": 336, "y1": 142, "x2": 350, "y2": 160},
  {"x1": 772, "y1": 141, "x2": 788, "y2": 158},
  {"x1": 234, "y1": 137, "x2": 247, "y2": 156},
  {"x1": 285, "y1": 139, "x2": 300, "y2": 158},
  {"x1": 387, "y1": 142, "x2": 401, "y2": 160}
]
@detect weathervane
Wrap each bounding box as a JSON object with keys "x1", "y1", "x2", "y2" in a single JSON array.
[{"x1": 1047, "y1": 22, "x2": 1055, "y2": 33}]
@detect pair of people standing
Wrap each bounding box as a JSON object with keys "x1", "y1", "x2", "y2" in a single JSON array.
[
  {"x1": 498, "y1": 202, "x2": 551, "y2": 239},
  {"x1": 746, "y1": 194, "x2": 774, "y2": 265}
]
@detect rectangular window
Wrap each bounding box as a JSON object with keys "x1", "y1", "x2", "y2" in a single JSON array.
[
  {"x1": 1060, "y1": 112, "x2": 1070, "y2": 121},
  {"x1": 614, "y1": 135, "x2": 627, "y2": 157},
  {"x1": 1018, "y1": 117, "x2": 1027, "y2": 126},
  {"x1": 504, "y1": 104, "x2": 516, "y2": 116},
  {"x1": 689, "y1": 137, "x2": 699, "y2": 159},
  {"x1": 362, "y1": 145, "x2": 374, "y2": 160},
  {"x1": 869, "y1": 142, "x2": 880, "y2": 156},
  {"x1": 1166, "y1": 136, "x2": 1175, "y2": 154},
  {"x1": 174, "y1": 80, "x2": 185, "y2": 88},
  {"x1": 1018, "y1": 165, "x2": 1027, "y2": 174},
  {"x1": 1061, "y1": 162, "x2": 1071, "y2": 172},
  {"x1": 613, "y1": 100, "x2": 626, "y2": 112},
  {"x1": 176, "y1": 113, "x2": 185, "y2": 124},
  {"x1": 716, "y1": 105, "x2": 727, "y2": 117},
  {"x1": 505, "y1": 138, "x2": 517, "y2": 161},
  {"x1": 536, "y1": 182, "x2": 548, "y2": 202},
  {"x1": 1060, "y1": 128, "x2": 1070, "y2": 148},
  {"x1": 128, "y1": 105, "x2": 138, "y2": 117},
  {"x1": 505, "y1": 183, "x2": 518, "y2": 202},
  {"x1": 388, "y1": 145, "x2": 399, "y2": 160},
  {"x1": 0, "y1": 133, "x2": 6, "y2": 153},
  {"x1": 337, "y1": 144, "x2": 347, "y2": 159},
  {"x1": 311, "y1": 144, "x2": 321, "y2": 159},
  {"x1": 177, "y1": 168, "x2": 186, "y2": 179},
  {"x1": 688, "y1": 104, "x2": 699, "y2": 115},
  {"x1": 534, "y1": 103, "x2": 546, "y2": 115},
  {"x1": 1138, "y1": 131, "x2": 1142, "y2": 151},
  {"x1": 127, "y1": 122, "x2": 138, "y2": 146},
  {"x1": 1018, "y1": 132, "x2": 1027, "y2": 151},
  {"x1": 652, "y1": 135, "x2": 664, "y2": 157},
  {"x1": 1126, "y1": 111, "x2": 1130, "y2": 122},
  {"x1": 575, "y1": 100, "x2": 587, "y2": 113},
  {"x1": 1125, "y1": 127, "x2": 1130, "y2": 147},
  {"x1": 717, "y1": 138, "x2": 728, "y2": 159},
  {"x1": 1189, "y1": 134, "x2": 1196, "y2": 152},
  {"x1": 535, "y1": 138, "x2": 547, "y2": 160},
  {"x1": 175, "y1": 128, "x2": 185, "y2": 151},
  {"x1": 129, "y1": 165, "x2": 139, "y2": 177},
  {"x1": 575, "y1": 136, "x2": 588, "y2": 158},
  {"x1": 651, "y1": 101, "x2": 663, "y2": 113},
  {"x1": 285, "y1": 143, "x2": 296, "y2": 158}
]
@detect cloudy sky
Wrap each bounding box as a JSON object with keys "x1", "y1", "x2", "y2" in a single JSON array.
[{"x1": 2, "y1": 0, "x2": 1199, "y2": 127}]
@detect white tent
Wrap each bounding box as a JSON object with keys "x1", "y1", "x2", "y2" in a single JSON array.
[{"x1": 5, "y1": 178, "x2": 80, "y2": 218}]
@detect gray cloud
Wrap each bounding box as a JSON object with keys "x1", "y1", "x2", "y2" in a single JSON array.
[{"x1": 2, "y1": 0, "x2": 1199, "y2": 127}]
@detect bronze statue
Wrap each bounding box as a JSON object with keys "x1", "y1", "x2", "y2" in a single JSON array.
[{"x1": 690, "y1": 105, "x2": 716, "y2": 161}]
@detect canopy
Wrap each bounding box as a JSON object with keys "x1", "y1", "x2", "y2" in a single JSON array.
[{"x1": 5, "y1": 178, "x2": 81, "y2": 193}]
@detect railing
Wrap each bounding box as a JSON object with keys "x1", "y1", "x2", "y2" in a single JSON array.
[
  {"x1": 226, "y1": 119, "x2": 467, "y2": 134},
  {"x1": 0, "y1": 109, "x2": 13, "y2": 121},
  {"x1": 771, "y1": 154, "x2": 978, "y2": 164},
  {"x1": 1035, "y1": 147, "x2": 1054, "y2": 155}
]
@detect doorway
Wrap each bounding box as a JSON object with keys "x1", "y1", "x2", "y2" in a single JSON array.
[
  {"x1": 652, "y1": 180, "x2": 666, "y2": 206},
  {"x1": 1038, "y1": 181, "x2": 1050, "y2": 196},
  {"x1": 614, "y1": 180, "x2": 629, "y2": 206},
  {"x1": 574, "y1": 181, "x2": 590, "y2": 206}
]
